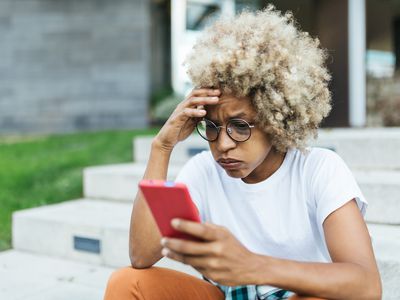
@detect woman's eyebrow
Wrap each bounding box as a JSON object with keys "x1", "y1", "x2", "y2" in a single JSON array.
[
  {"x1": 207, "y1": 112, "x2": 249, "y2": 123},
  {"x1": 230, "y1": 112, "x2": 248, "y2": 119}
]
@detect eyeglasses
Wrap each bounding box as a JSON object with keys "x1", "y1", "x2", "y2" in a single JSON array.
[{"x1": 196, "y1": 118, "x2": 255, "y2": 142}]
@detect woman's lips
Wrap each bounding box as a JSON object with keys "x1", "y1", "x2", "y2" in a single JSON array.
[{"x1": 218, "y1": 160, "x2": 243, "y2": 170}]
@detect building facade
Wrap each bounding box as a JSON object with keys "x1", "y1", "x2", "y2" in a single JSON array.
[
  {"x1": 0, "y1": 0, "x2": 154, "y2": 134},
  {"x1": 172, "y1": 0, "x2": 400, "y2": 127},
  {"x1": 0, "y1": 0, "x2": 398, "y2": 134}
]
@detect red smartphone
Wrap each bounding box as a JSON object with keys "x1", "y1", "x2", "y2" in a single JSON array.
[{"x1": 138, "y1": 179, "x2": 201, "y2": 241}]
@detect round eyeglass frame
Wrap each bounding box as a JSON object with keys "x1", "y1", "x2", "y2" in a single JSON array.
[{"x1": 196, "y1": 118, "x2": 255, "y2": 143}]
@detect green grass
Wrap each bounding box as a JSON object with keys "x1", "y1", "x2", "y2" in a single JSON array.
[{"x1": 0, "y1": 128, "x2": 160, "y2": 251}]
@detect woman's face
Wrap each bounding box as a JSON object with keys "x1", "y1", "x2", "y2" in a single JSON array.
[{"x1": 205, "y1": 94, "x2": 283, "y2": 183}]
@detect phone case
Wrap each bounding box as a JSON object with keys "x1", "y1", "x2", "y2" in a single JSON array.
[{"x1": 138, "y1": 179, "x2": 201, "y2": 241}]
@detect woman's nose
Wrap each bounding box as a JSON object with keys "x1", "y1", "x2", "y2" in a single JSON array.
[{"x1": 216, "y1": 128, "x2": 236, "y2": 152}]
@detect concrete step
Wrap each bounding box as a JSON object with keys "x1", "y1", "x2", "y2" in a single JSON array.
[
  {"x1": 355, "y1": 170, "x2": 400, "y2": 224},
  {"x1": 0, "y1": 249, "x2": 114, "y2": 300},
  {"x1": 313, "y1": 128, "x2": 400, "y2": 170},
  {"x1": 83, "y1": 162, "x2": 400, "y2": 224},
  {"x1": 134, "y1": 128, "x2": 400, "y2": 169},
  {"x1": 367, "y1": 224, "x2": 400, "y2": 300},
  {"x1": 134, "y1": 134, "x2": 209, "y2": 165},
  {"x1": 12, "y1": 199, "x2": 400, "y2": 299},
  {"x1": 83, "y1": 163, "x2": 181, "y2": 202},
  {"x1": 12, "y1": 199, "x2": 201, "y2": 277},
  {"x1": 1, "y1": 248, "x2": 398, "y2": 300}
]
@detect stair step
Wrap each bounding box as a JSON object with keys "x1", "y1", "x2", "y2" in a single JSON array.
[
  {"x1": 356, "y1": 170, "x2": 400, "y2": 224},
  {"x1": 83, "y1": 163, "x2": 400, "y2": 224},
  {"x1": 12, "y1": 199, "x2": 131, "y2": 267},
  {"x1": 368, "y1": 224, "x2": 400, "y2": 261},
  {"x1": 1, "y1": 248, "x2": 399, "y2": 300},
  {"x1": 134, "y1": 134, "x2": 209, "y2": 165},
  {"x1": 368, "y1": 224, "x2": 400, "y2": 300},
  {"x1": 0, "y1": 250, "x2": 114, "y2": 300},
  {"x1": 134, "y1": 128, "x2": 400, "y2": 169},
  {"x1": 11, "y1": 199, "x2": 400, "y2": 298},
  {"x1": 12, "y1": 199, "x2": 201, "y2": 277},
  {"x1": 83, "y1": 163, "x2": 181, "y2": 202},
  {"x1": 314, "y1": 128, "x2": 400, "y2": 170}
]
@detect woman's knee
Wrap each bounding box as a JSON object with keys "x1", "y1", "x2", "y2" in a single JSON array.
[
  {"x1": 107, "y1": 267, "x2": 137, "y2": 287},
  {"x1": 104, "y1": 266, "x2": 146, "y2": 300}
]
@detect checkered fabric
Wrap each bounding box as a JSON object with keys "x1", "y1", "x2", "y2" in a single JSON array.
[
  {"x1": 203, "y1": 276, "x2": 294, "y2": 300},
  {"x1": 220, "y1": 285, "x2": 294, "y2": 300}
]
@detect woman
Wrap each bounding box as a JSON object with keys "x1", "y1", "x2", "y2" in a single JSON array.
[{"x1": 104, "y1": 6, "x2": 382, "y2": 300}]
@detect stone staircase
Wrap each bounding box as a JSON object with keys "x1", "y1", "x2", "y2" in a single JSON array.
[{"x1": 8, "y1": 128, "x2": 400, "y2": 299}]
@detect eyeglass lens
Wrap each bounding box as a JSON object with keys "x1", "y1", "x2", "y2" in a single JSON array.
[{"x1": 196, "y1": 119, "x2": 251, "y2": 142}]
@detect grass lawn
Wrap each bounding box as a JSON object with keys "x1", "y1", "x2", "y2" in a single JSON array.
[{"x1": 0, "y1": 128, "x2": 160, "y2": 251}]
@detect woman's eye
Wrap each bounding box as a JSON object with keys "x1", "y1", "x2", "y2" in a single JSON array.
[{"x1": 233, "y1": 122, "x2": 247, "y2": 130}]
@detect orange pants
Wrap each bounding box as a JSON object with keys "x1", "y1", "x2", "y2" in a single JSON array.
[
  {"x1": 103, "y1": 266, "x2": 324, "y2": 300},
  {"x1": 103, "y1": 266, "x2": 225, "y2": 300}
]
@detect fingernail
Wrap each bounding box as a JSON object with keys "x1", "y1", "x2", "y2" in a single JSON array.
[
  {"x1": 161, "y1": 248, "x2": 169, "y2": 256},
  {"x1": 171, "y1": 219, "x2": 180, "y2": 227},
  {"x1": 160, "y1": 238, "x2": 167, "y2": 246}
]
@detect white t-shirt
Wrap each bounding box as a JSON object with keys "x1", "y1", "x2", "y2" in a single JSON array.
[{"x1": 175, "y1": 147, "x2": 367, "y2": 263}]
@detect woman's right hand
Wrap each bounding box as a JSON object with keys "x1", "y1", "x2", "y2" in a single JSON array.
[{"x1": 153, "y1": 88, "x2": 221, "y2": 152}]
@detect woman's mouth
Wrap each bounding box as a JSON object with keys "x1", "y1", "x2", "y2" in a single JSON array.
[{"x1": 218, "y1": 159, "x2": 243, "y2": 170}]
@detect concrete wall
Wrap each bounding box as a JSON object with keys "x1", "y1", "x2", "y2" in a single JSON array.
[{"x1": 0, "y1": 0, "x2": 150, "y2": 134}]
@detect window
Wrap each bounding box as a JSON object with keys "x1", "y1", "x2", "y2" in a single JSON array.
[{"x1": 186, "y1": 1, "x2": 221, "y2": 31}]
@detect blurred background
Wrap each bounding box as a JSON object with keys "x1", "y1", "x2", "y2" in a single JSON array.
[
  {"x1": 0, "y1": 0, "x2": 399, "y2": 134},
  {"x1": 0, "y1": 1, "x2": 399, "y2": 299}
]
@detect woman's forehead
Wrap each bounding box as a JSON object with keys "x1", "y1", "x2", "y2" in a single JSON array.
[{"x1": 205, "y1": 94, "x2": 255, "y2": 120}]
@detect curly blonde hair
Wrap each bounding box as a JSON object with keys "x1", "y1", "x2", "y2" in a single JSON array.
[{"x1": 184, "y1": 6, "x2": 331, "y2": 152}]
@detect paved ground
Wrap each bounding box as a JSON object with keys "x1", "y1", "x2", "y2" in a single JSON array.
[{"x1": 0, "y1": 250, "x2": 115, "y2": 300}]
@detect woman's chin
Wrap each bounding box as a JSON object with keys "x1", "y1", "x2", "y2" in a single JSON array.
[{"x1": 225, "y1": 169, "x2": 248, "y2": 178}]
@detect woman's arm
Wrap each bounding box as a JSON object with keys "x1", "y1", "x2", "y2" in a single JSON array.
[
  {"x1": 129, "y1": 88, "x2": 220, "y2": 268},
  {"x1": 252, "y1": 200, "x2": 382, "y2": 299},
  {"x1": 129, "y1": 140, "x2": 172, "y2": 268},
  {"x1": 161, "y1": 200, "x2": 382, "y2": 299}
]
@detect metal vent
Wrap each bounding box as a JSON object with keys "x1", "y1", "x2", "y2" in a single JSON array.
[{"x1": 73, "y1": 236, "x2": 101, "y2": 254}]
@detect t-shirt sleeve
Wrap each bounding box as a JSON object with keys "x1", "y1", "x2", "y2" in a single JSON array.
[
  {"x1": 174, "y1": 151, "x2": 209, "y2": 222},
  {"x1": 309, "y1": 149, "x2": 368, "y2": 239}
]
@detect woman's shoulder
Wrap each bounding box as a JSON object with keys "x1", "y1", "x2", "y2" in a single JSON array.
[
  {"x1": 289, "y1": 147, "x2": 348, "y2": 180},
  {"x1": 298, "y1": 147, "x2": 343, "y2": 167}
]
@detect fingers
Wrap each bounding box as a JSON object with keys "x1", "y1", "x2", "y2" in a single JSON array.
[
  {"x1": 161, "y1": 237, "x2": 217, "y2": 256},
  {"x1": 181, "y1": 107, "x2": 207, "y2": 118},
  {"x1": 171, "y1": 219, "x2": 221, "y2": 241},
  {"x1": 190, "y1": 88, "x2": 221, "y2": 98},
  {"x1": 174, "y1": 88, "x2": 220, "y2": 119},
  {"x1": 183, "y1": 97, "x2": 218, "y2": 118},
  {"x1": 161, "y1": 247, "x2": 224, "y2": 270},
  {"x1": 188, "y1": 96, "x2": 219, "y2": 107},
  {"x1": 161, "y1": 234, "x2": 223, "y2": 257},
  {"x1": 156, "y1": 88, "x2": 220, "y2": 146},
  {"x1": 161, "y1": 247, "x2": 203, "y2": 266},
  {"x1": 182, "y1": 89, "x2": 220, "y2": 109}
]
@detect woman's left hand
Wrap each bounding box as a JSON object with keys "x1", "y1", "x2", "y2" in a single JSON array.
[{"x1": 160, "y1": 219, "x2": 261, "y2": 286}]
